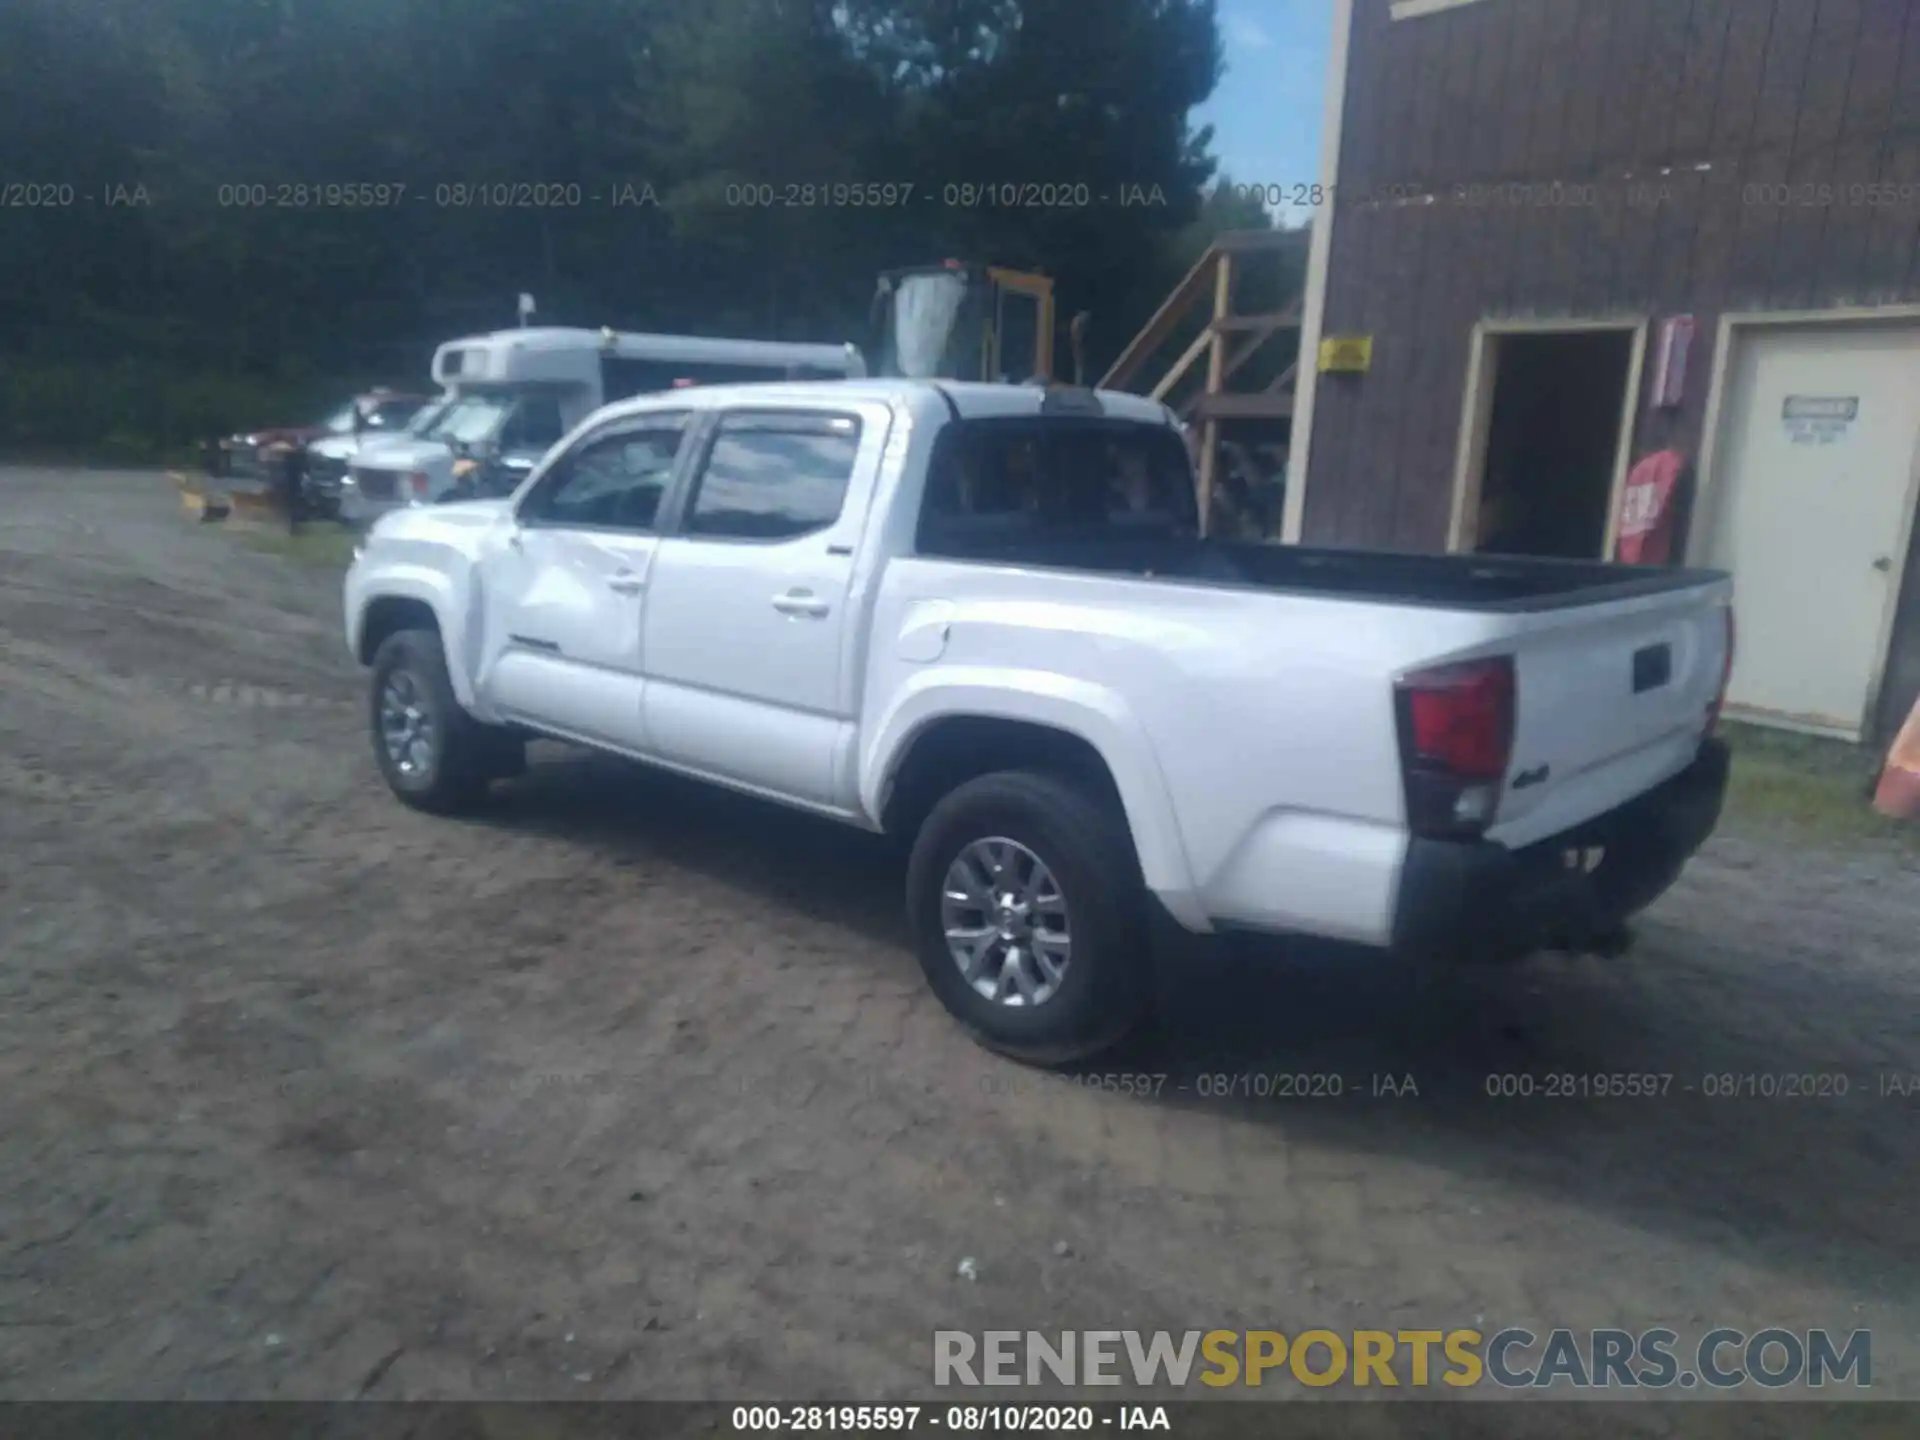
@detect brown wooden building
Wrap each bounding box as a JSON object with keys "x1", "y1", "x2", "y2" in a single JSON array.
[{"x1": 1286, "y1": 0, "x2": 1920, "y2": 745}]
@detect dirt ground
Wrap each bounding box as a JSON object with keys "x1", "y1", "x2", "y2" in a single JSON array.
[{"x1": 2, "y1": 466, "x2": 1917, "y2": 1410}]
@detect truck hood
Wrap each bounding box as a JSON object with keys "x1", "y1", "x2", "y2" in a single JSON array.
[
  {"x1": 417, "y1": 496, "x2": 511, "y2": 524},
  {"x1": 352, "y1": 438, "x2": 453, "y2": 472},
  {"x1": 365, "y1": 497, "x2": 512, "y2": 545},
  {"x1": 309, "y1": 431, "x2": 421, "y2": 462}
]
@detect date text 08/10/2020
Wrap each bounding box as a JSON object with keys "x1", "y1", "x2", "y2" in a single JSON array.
[
  {"x1": 729, "y1": 1406, "x2": 1159, "y2": 1434},
  {"x1": 716, "y1": 1069, "x2": 1920, "y2": 1106}
]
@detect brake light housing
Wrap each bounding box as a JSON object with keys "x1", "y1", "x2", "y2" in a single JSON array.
[
  {"x1": 1394, "y1": 655, "x2": 1516, "y2": 840},
  {"x1": 410, "y1": 471, "x2": 431, "y2": 499},
  {"x1": 1706, "y1": 605, "x2": 1735, "y2": 734}
]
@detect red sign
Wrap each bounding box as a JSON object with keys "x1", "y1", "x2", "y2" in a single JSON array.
[{"x1": 1616, "y1": 449, "x2": 1685, "y2": 565}]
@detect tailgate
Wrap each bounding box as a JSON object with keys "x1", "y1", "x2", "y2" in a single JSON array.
[{"x1": 1490, "y1": 577, "x2": 1732, "y2": 848}]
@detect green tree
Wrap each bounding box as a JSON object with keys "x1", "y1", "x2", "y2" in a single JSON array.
[
  {"x1": 841, "y1": 0, "x2": 1224, "y2": 370},
  {"x1": 0, "y1": 0, "x2": 1247, "y2": 455}
]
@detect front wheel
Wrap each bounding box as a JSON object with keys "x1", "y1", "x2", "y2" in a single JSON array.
[
  {"x1": 368, "y1": 628, "x2": 497, "y2": 813},
  {"x1": 905, "y1": 769, "x2": 1151, "y2": 1066}
]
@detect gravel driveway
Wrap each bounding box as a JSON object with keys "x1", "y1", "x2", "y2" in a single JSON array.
[{"x1": 1, "y1": 467, "x2": 1915, "y2": 1419}]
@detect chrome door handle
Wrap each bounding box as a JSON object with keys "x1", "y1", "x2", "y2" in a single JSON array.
[
  {"x1": 772, "y1": 590, "x2": 830, "y2": 618},
  {"x1": 606, "y1": 571, "x2": 646, "y2": 595}
]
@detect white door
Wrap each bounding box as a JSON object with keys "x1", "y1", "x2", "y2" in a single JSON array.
[
  {"x1": 642, "y1": 404, "x2": 889, "y2": 806},
  {"x1": 475, "y1": 413, "x2": 693, "y2": 750},
  {"x1": 1702, "y1": 323, "x2": 1920, "y2": 737}
]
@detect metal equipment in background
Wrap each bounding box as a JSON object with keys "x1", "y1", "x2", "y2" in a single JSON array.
[{"x1": 872, "y1": 261, "x2": 1089, "y2": 387}]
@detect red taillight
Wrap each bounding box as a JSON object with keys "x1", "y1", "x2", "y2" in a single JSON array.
[
  {"x1": 1395, "y1": 656, "x2": 1516, "y2": 839},
  {"x1": 1706, "y1": 606, "x2": 1735, "y2": 733},
  {"x1": 410, "y1": 471, "x2": 430, "y2": 497},
  {"x1": 1401, "y1": 658, "x2": 1515, "y2": 780}
]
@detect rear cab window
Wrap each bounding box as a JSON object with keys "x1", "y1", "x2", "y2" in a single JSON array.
[{"x1": 915, "y1": 417, "x2": 1199, "y2": 557}]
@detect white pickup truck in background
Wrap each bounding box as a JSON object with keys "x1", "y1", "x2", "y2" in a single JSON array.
[{"x1": 344, "y1": 379, "x2": 1735, "y2": 1063}]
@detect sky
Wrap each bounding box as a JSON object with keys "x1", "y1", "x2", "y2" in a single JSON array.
[{"x1": 1192, "y1": 0, "x2": 1333, "y2": 226}]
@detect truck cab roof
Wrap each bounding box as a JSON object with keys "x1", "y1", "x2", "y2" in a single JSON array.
[{"x1": 583, "y1": 378, "x2": 1180, "y2": 428}]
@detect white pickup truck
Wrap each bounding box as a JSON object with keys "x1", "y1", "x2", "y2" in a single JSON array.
[{"x1": 343, "y1": 379, "x2": 1735, "y2": 1062}]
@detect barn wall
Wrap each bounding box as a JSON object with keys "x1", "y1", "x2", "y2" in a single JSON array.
[{"x1": 1302, "y1": 0, "x2": 1920, "y2": 556}]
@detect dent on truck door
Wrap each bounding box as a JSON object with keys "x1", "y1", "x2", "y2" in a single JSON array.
[
  {"x1": 642, "y1": 407, "x2": 885, "y2": 806},
  {"x1": 477, "y1": 414, "x2": 692, "y2": 749}
]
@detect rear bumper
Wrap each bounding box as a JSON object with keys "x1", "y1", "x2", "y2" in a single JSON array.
[{"x1": 1390, "y1": 737, "x2": 1729, "y2": 961}]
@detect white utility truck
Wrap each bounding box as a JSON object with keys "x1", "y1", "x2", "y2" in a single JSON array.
[
  {"x1": 343, "y1": 379, "x2": 1734, "y2": 1063},
  {"x1": 341, "y1": 327, "x2": 867, "y2": 520}
]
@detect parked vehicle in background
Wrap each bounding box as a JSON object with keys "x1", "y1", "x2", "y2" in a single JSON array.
[
  {"x1": 217, "y1": 390, "x2": 431, "y2": 491},
  {"x1": 303, "y1": 392, "x2": 445, "y2": 519},
  {"x1": 342, "y1": 386, "x2": 556, "y2": 523},
  {"x1": 340, "y1": 327, "x2": 868, "y2": 522},
  {"x1": 343, "y1": 379, "x2": 1734, "y2": 1064}
]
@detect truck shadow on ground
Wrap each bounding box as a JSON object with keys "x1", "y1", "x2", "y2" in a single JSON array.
[{"x1": 475, "y1": 747, "x2": 1919, "y2": 1306}]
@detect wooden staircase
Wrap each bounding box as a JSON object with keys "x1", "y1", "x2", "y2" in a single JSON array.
[{"x1": 1100, "y1": 229, "x2": 1300, "y2": 535}]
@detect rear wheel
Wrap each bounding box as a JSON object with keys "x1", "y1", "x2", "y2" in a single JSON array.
[
  {"x1": 368, "y1": 628, "x2": 498, "y2": 813},
  {"x1": 906, "y1": 769, "x2": 1151, "y2": 1066}
]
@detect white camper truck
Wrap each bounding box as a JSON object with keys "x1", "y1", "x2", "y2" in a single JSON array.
[{"x1": 341, "y1": 326, "x2": 866, "y2": 520}]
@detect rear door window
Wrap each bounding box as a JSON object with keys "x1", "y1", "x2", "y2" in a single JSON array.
[{"x1": 683, "y1": 412, "x2": 863, "y2": 541}]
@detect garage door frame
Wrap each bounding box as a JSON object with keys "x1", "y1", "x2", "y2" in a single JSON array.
[{"x1": 1691, "y1": 304, "x2": 1920, "y2": 740}]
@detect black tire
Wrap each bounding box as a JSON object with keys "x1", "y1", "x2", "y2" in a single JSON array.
[
  {"x1": 368, "y1": 628, "x2": 494, "y2": 814},
  {"x1": 906, "y1": 769, "x2": 1151, "y2": 1066}
]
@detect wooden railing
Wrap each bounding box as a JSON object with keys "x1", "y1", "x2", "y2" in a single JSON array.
[{"x1": 1100, "y1": 229, "x2": 1301, "y2": 534}]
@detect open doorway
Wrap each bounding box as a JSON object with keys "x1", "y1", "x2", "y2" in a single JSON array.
[{"x1": 1449, "y1": 323, "x2": 1645, "y2": 559}]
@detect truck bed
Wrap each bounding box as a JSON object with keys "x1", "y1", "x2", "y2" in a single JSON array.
[{"x1": 938, "y1": 533, "x2": 1726, "y2": 613}]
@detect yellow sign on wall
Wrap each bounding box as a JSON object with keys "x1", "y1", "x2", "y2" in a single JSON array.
[{"x1": 1318, "y1": 336, "x2": 1373, "y2": 373}]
